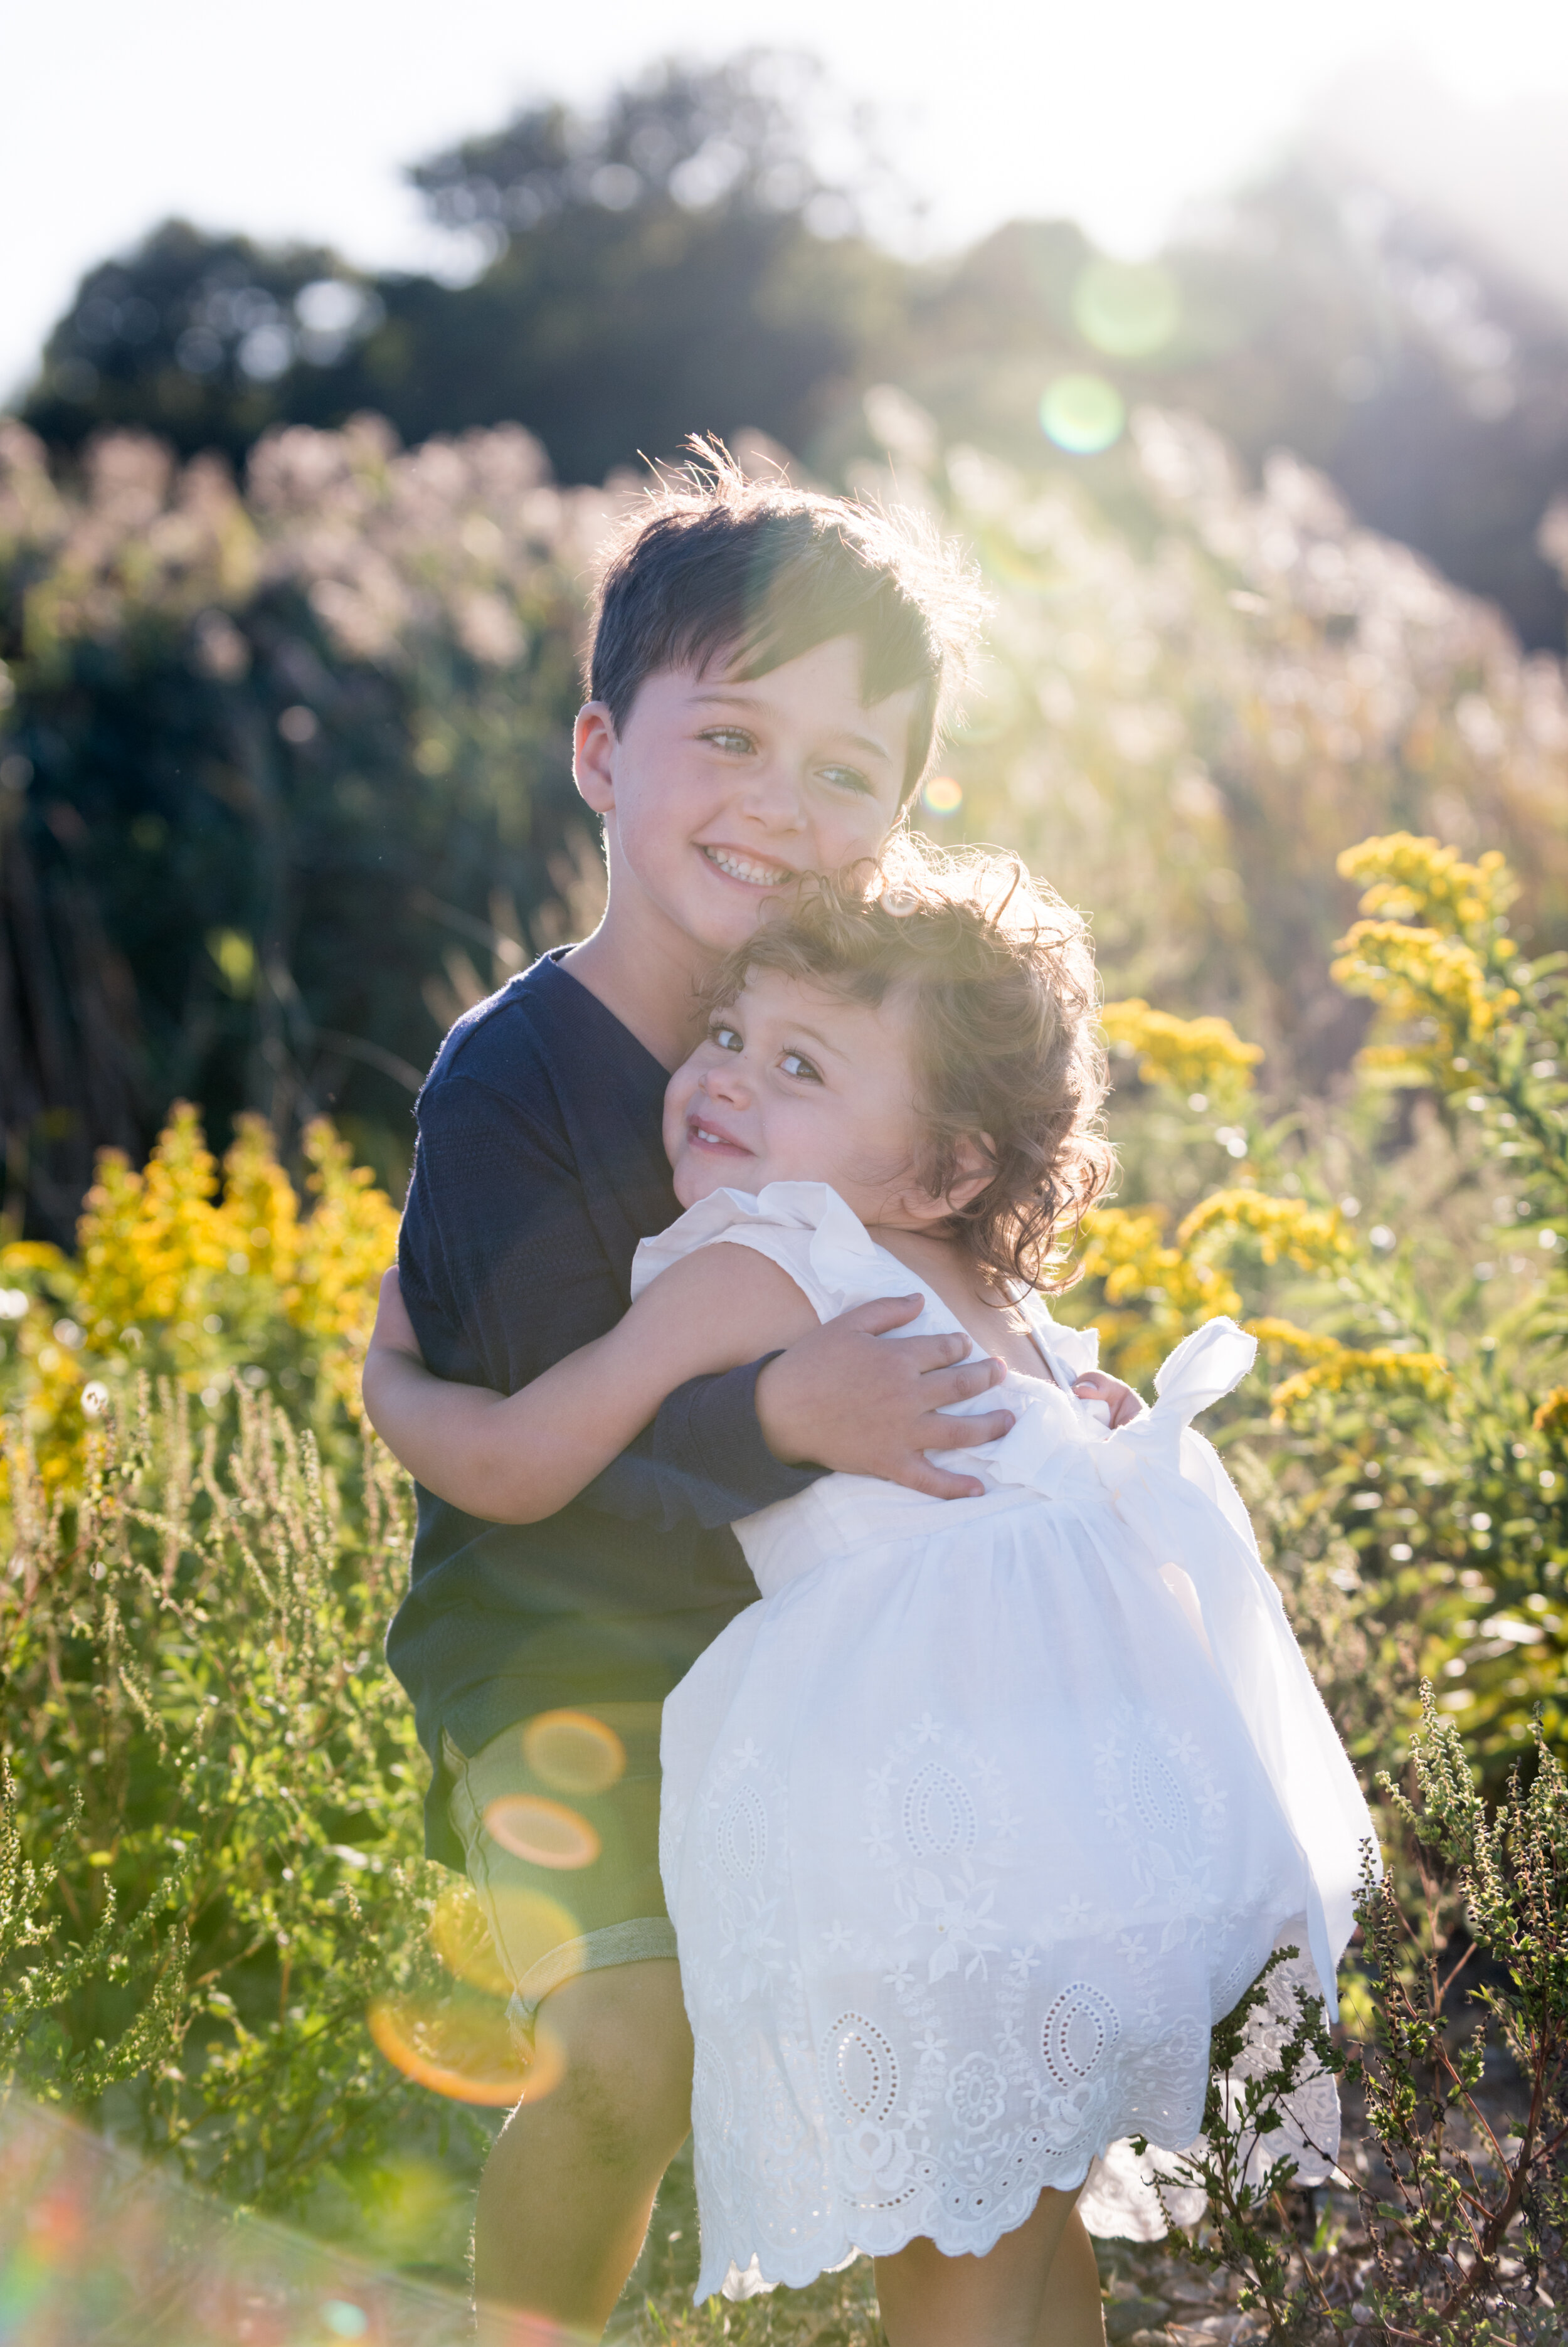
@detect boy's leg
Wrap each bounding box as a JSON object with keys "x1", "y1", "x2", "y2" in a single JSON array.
[
  {"x1": 444, "y1": 1709, "x2": 688, "y2": 2342},
  {"x1": 874, "y1": 2189, "x2": 1104, "y2": 2347},
  {"x1": 472, "y1": 1958, "x2": 692, "y2": 2344}
]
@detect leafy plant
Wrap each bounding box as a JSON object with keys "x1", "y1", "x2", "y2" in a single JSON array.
[
  {"x1": 0, "y1": 1120, "x2": 513, "y2": 2269},
  {"x1": 1150, "y1": 1692, "x2": 1568, "y2": 2343}
]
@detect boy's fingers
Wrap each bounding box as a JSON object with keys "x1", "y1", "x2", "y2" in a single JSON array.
[
  {"x1": 924, "y1": 1407, "x2": 1014, "y2": 1449},
  {"x1": 890, "y1": 1458, "x2": 988, "y2": 1500},
  {"x1": 835, "y1": 1294, "x2": 926, "y2": 1335},
  {"x1": 909, "y1": 1333, "x2": 980, "y2": 1374},
  {"x1": 918, "y1": 1357, "x2": 1005, "y2": 1407}
]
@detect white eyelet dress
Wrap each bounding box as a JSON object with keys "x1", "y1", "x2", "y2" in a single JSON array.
[{"x1": 634, "y1": 1184, "x2": 1377, "y2": 2302}]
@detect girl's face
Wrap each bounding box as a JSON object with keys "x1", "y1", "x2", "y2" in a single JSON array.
[{"x1": 664, "y1": 967, "x2": 940, "y2": 1227}]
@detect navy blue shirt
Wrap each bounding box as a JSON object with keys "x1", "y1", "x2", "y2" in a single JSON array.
[{"x1": 386, "y1": 952, "x2": 821, "y2": 1865}]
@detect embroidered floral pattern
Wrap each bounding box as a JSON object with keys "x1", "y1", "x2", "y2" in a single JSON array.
[{"x1": 664, "y1": 1685, "x2": 1323, "y2": 2301}]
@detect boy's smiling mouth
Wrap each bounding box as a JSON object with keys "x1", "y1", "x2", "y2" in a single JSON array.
[{"x1": 699, "y1": 844, "x2": 795, "y2": 889}]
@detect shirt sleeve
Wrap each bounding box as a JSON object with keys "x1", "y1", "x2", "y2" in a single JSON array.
[{"x1": 400, "y1": 1068, "x2": 822, "y2": 1528}]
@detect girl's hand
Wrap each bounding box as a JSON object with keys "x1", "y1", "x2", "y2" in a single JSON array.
[
  {"x1": 1073, "y1": 1370, "x2": 1143, "y2": 1428},
  {"x1": 368, "y1": 1266, "x2": 423, "y2": 1363}
]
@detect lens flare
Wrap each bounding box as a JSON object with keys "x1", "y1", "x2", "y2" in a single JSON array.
[
  {"x1": 921, "y1": 776, "x2": 963, "y2": 817},
  {"x1": 522, "y1": 1708, "x2": 625, "y2": 1794},
  {"x1": 0, "y1": 2095, "x2": 478, "y2": 2341},
  {"x1": 484, "y1": 1793, "x2": 600, "y2": 1870},
  {"x1": 1040, "y1": 376, "x2": 1126, "y2": 456},
  {"x1": 427, "y1": 1878, "x2": 514, "y2": 1998},
  {"x1": 1072, "y1": 259, "x2": 1180, "y2": 359},
  {"x1": 368, "y1": 1993, "x2": 564, "y2": 2107},
  {"x1": 322, "y1": 2302, "x2": 369, "y2": 2339},
  {"x1": 428, "y1": 1875, "x2": 583, "y2": 2002}
]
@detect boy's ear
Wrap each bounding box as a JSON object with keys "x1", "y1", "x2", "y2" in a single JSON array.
[{"x1": 573, "y1": 703, "x2": 618, "y2": 815}]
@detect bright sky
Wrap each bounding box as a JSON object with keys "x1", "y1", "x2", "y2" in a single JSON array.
[{"x1": 5, "y1": 0, "x2": 1568, "y2": 401}]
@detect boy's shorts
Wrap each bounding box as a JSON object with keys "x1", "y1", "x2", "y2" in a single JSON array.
[{"x1": 443, "y1": 1702, "x2": 678, "y2": 2047}]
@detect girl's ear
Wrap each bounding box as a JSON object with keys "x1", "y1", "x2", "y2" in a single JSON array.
[
  {"x1": 573, "y1": 702, "x2": 618, "y2": 814},
  {"x1": 899, "y1": 1134, "x2": 996, "y2": 1226}
]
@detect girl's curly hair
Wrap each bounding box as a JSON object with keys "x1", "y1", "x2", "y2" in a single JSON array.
[{"x1": 710, "y1": 838, "x2": 1116, "y2": 1293}]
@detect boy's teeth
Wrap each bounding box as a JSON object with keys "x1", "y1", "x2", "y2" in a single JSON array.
[{"x1": 704, "y1": 847, "x2": 791, "y2": 886}]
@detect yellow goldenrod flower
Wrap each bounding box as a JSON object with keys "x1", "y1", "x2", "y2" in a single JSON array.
[
  {"x1": 1534, "y1": 1388, "x2": 1568, "y2": 1441},
  {"x1": 1100, "y1": 999, "x2": 1263, "y2": 1099},
  {"x1": 2, "y1": 1103, "x2": 399, "y2": 1491},
  {"x1": 1073, "y1": 1204, "x2": 1243, "y2": 1384},
  {"x1": 1337, "y1": 834, "x2": 1517, "y2": 940},
  {"x1": 1245, "y1": 1317, "x2": 1348, "y2": 1364},
  {"x1": 1179, "y1": 1190, "x2": 1354, "y2": 1269},
  {"x1": 1331, "y1": 922, "x2": 1517, "y2": 1039},
  {"x1": 1269, "y1": 1348, "x2": 1453, "y2": 1422}
]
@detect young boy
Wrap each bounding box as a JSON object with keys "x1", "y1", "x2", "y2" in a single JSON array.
[{"x1": 386, "y1": 456, "x2": 1012, "y2": 2343}]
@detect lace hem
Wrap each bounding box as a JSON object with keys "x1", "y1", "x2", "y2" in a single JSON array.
[{"x1": 696, "y1": 2136, "x2": 1111, "y2": 2303}]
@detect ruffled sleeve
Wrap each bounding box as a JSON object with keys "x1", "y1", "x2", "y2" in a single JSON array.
[{"x1": 630, "y1": 1182, "x2": 930, "y2": 1327}]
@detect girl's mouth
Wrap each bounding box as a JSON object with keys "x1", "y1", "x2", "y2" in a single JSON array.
[
  {"x1": 686, "y1": 1116, "x2": 751, "y2": 1155},
  {"x1": 699, "y1": 844, "x2": 795, "y2": 888}
]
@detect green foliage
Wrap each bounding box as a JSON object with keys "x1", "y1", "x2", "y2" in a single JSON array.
[
  {"x1": 1157, "y1": 1697, "x2": 1568, "y2": 2341},
  {"x1": 0, "y1": 1385, "x2": 479, "y2": 2218},
  {"x1": 0, "y1": 1118, "x2": 521, "y2": 2276}
]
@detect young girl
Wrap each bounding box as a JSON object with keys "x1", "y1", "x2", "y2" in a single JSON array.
[{"x1": 365, "y1": 847, "x2": 1374, "y2": 2345}]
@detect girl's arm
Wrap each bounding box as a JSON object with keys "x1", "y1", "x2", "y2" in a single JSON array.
[{"x1": 363, "y1": 1248, "x2": 819, "y2": 1523}]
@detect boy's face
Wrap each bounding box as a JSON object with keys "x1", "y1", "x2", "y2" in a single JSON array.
[
  {"x1": 664, "y1": 968, "x2": 938, "y2": 1231},
  {"x1": 574, "y1": 635, "x2": 916, "y2": 962}
]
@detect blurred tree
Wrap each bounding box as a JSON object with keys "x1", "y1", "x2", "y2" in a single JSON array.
[
  {"x1": 21, "y1": 221, "x2": 389, "y2": 469},
  {"x1": 1162, "y1": 166, "x2": 1568, "y2": 655},
  {"x1": 894, "y1": 164, "x2": 1568, "y2": 652},
  {"x1": 0, "y1": 416, "x2": 614, "y2": 1241},
  {"x1": 22, "y1": 54, "x2": 908, "y2": 487},
  {"x1": 18, "y1": 63, "x2": 1568, "y2": 650}
]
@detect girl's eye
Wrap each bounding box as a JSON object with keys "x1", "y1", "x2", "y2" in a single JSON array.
[
  {"x1": 711, "y1": 1024, "x2": 743, "y2": 1053},
  {"x1": 779, "y1": 1051, "x2": 822, "y2": 1082},
  {"x1": 820, "y1": 764, "x2": 874, "y2": 797}
]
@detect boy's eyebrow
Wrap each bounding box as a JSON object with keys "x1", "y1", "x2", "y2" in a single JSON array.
[{"x1": 689, "y1": 690, "x2": 894, "y2": 766}]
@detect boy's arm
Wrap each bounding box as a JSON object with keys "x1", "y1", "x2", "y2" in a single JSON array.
[{"x1": 364, "y1": 1249, "x2": 819, "y2": 1523}]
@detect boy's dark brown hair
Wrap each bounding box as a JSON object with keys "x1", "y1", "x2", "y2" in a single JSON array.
[
  {"x1": 587, "y1": 442, "x2": 986, "y2": 798},
  {"x1": 711, "y1": 840, "x2": 1116, "y2": 1292}
]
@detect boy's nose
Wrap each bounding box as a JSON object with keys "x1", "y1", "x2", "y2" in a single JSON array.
[{"x1": 738, "y1": 757, "x2": 807, "y2": 834}]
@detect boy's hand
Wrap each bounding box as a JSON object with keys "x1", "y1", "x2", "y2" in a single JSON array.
[
  {"x1": 368, "y1": 1267, "x2": 423, "y2": 1362},
  {"x1": 754, "y1": 1296, "x2": 1014, "y2": 1500},
  {"x1": 1073, "y1": 1369, "x2": 1143, "y2": 1428}
]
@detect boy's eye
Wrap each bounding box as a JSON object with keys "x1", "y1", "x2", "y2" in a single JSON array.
[
  {"x1": 779, "y1": 1051, "x2": 822, "y2": 1082},
  {"x1": 701, "y1": 728, "x2": 754, "y2": 755},
  {"x1": 711, "y1": 1023, "x2": 743, "y2": 1053}
]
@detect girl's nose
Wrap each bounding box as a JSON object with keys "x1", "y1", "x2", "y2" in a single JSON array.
[{"x1": 701, "y1": 1063, "x2": 750, "y2": 1108}]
